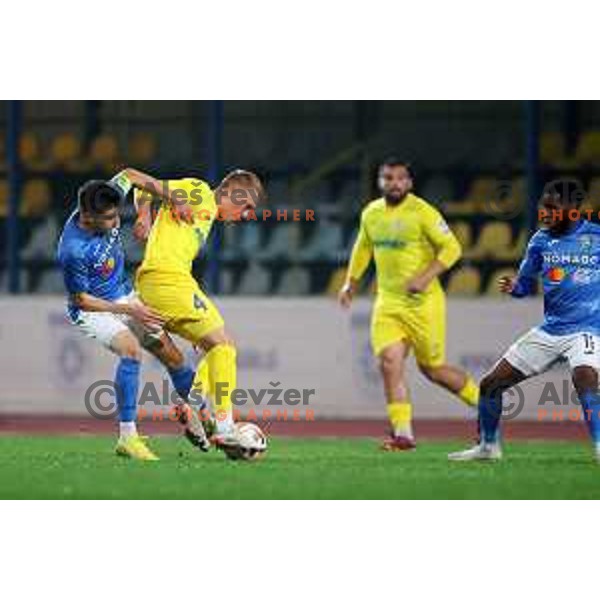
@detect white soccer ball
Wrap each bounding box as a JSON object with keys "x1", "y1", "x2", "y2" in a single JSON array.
[{"x1": 224, "y1": 422, "x2": 268, "y2": 461}]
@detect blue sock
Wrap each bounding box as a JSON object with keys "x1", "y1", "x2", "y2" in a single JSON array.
[
  {"x1": 168, "y1": 364, "x2": 195, "y2": 400},
  {"x1": 115, "y1": 357, "x2": 140, "y2": 424},
  {"x1": 479, "y1": 390, "x2": 502, "y2": 444},
  {"x1": 580, "y1": 391, "x2": 600, "y2": 446}
]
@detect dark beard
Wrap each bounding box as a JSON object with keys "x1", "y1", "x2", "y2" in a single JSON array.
[{"x1": 384, "y1": 191, "x2": 407, "y2": 206}]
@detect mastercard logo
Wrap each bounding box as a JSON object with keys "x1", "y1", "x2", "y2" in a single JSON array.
[{"x1": 547, "y1": 267, "x2": 565, "y2": 283}]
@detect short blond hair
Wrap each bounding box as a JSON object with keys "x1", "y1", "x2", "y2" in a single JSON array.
[{"x1": 220, "y1": 169, "x2": 266, "y2": 202}]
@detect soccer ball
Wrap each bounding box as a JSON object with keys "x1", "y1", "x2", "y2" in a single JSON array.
[{"x1": 224, "y1": 422, "x2": 268, "y2": 461}]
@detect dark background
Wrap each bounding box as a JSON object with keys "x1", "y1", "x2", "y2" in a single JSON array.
[{"x1": 1, "y1": 100, "x2": 597, "y2": 297}]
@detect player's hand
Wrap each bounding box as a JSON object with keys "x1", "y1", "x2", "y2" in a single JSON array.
[
  {"x1": 406, "y1": 274, "x2": 430, "y2": 294},
  {"x1": 338, "y1": 283, "x2": 355, "y2": 309},
  {"x1": 126, "y1": 300, "x2": 166, "y2": 329},
  {"x1": 133, "y1": 216, "x2": 152, "y2": 242},
  {"x1": 498, "y1": 275, "x2": 516, "y2": 294}
]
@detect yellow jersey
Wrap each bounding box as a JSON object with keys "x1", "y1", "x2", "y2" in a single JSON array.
[
  {"x1": 348, "y1": 193, "x2": 461, "y2": 304},
  {"x1": 137, "y1": 178, "x2": 217, "y2": 278}
]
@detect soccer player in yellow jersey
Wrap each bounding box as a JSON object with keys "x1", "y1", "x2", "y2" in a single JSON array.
[
  {"x1": 339, "y1": 158, "x2": 480, "y2": 450},
  {"x1": 111, "y1": 167, "x2": 265, "y2": 453}
]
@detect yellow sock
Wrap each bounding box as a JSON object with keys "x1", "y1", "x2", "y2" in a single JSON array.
[
  {"x1": 387, "y1": 402, "x2": 412, "y2": 438},
  {"x1": 458, "y1": 375, "x2": 479, "y2": 407},
  {"x1": 193, "y1": 344, "x2": 237, "y2": 428},
  {"x1": 196, "y1": 357, "x2": 212, "y2": 398}
]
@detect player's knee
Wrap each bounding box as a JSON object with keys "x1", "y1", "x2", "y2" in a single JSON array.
[
  {"x1": 378, "y1": 353, "x2": 399, "y2": 377},
  {"x1": 114, "y1": 337, "x2": 142, "y2": 361},
  {"x1": 572, "y1": 366, "x2": 598, "y2": 396},
  {"x1": 480, "y1": 373, "x2": 505, "y2": 397},
  {"x1": 418, "y1": 364, "x2": 442, "y2": 383}
]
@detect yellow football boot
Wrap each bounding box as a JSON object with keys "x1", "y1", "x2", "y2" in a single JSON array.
[{"x1": 115, "y1": 434, "x2": 159, "y2": 461}]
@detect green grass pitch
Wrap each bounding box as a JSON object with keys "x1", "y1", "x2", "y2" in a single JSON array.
[{"x1": 0, "y1": 436, "x2": 599, "y2": 499}]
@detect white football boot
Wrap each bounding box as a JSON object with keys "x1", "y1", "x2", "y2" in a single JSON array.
[{"x1": 448, "y1": 442, "x2": 503, "y2": 462}]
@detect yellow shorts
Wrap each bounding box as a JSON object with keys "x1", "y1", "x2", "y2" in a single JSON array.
[
  {"x1": 135, "y1": 271, "x2": 224, "y2": 344},
  {"x1": 371, "y1": 290, "x2": 446, "y2": 367}
]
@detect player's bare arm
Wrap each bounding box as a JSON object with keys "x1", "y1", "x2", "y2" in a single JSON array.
[
  {"x1": 113, "y1": 167, "x2": 195, "y2": 224},
  {"x1": 71, "y1": 292, "x2": 165, "y2": 328},
  {"x1": 132, "y1": 187, "x2": 154, "y2": 242}
]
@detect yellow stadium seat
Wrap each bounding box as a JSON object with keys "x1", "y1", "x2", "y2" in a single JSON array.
[
  {"x1": 575, "y1": 131, "x2": 600, "y2": 166},
  {"x1": 0, "y1": 180, "x2": 8, "y2": 216},
  {"x1": 540, "y1": 132, "x2": 565, "y2": 166},
  {"x1": 451, "y1": 221, "x2": 473, "y2": 258},
  {"x1": 20, "y1": 179, "x2": 51, "y2": 217},
  {"x1": 50, "y1": 133, "x2": 83, "y2": 170},
  {"x1": 470, "y1": 222, "x2": 513, "y2": 260},
  {"x1": 326, "y1": 267, "x2": 347, "y2": 296},
  {"x1": 444, "y1": 177, "x2": 497, "y2": 217},
  {"x1": 89, "y1": 134, "x2": 119, "y2": 171},
  {"x1": 486, "y1": 267, "x2": 518, "y2": 296},
  {"x1": 127, "y1": 133, "x2": 157, "y2": 165},
  {"x1": 19, "y1": 132, "x2": 41, "y2": 167},
  {"x1": 447, "y1": 266, "x2": 481, "y2": 296}
]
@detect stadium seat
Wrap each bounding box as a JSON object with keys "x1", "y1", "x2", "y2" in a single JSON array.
[
  {"x1": 20, "y1": 179, "x2": 51, "y2": 217},
  {"x1": 443, "y1": 177, "x2": 495, "y2": 216},
  {"x1": 297, "y1": 217, "x2": 343, "y2": 262},
  {"x1": 50, "y1": 133, "x2": 83, "y2": 171},
  {"x1": 19, "y1": 132, "x2": 47, "y2": 171},
  {"x1": 237, "y1": 261, "x2": 271, "y2": 295},
  {"x1": 220, "y1": 268, "x2": 237, "y2": 294},
  {"x1": 256, "y1": 222, "x2": 302, "y2": 260},
  {"x1": 485, "y1": 267, "x2": 518, "y2": 296},
  {"x1": 483, "y1": 176, "x2": 524, "y2": 220},
  {"x1": 89, "y1": 134, "x2": 119, "y2": 172},
  {"x1": 20, "y1": 216, "x2": 59, "y2": 261},
  {"x1": 275, "y1": 266, "x2": 310, "y2": 295},
  {"x1": 127, "y1": 133, "x2": 157, "y2": 165},
  {"x1": 575, "y1": 131, "x2": 600, "y2": 166},
  {"x1": 446, "y1": 266, "x2": 481, "y2": 296},
  {"x1": 450, "y1": 221, "x2": 473, "y2": 258},
  {"x1": 540, "y1": 132, "x2": 566, "y2": 166},
  {"x1": 0, "y1": 268, "x2": 29, "y2": 293},
  {"x1": 469, "y1": 222, "x2": 513, "y2": 260},
  {"x1": 36, "y1": 268, "x2": 65, "y2": 294},
  {"x1": 221, "y1": 223, "x2": 262, "y2": 261}
]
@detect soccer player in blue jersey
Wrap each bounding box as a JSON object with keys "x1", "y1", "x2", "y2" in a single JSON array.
[
  {"x1": 449, "y1": 181, "x2": 600, "y2": 462},
  {"x1": 57, "y1": 178, "x2": 209, "y2": 461}
]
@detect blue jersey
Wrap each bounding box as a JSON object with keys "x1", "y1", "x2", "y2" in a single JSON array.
[
  {"x1": 512, "y1": 220, "x2": 600, "y2": 335},
  {"x1": 56, "y1": 211, "x2": 132, "y2": 320}
]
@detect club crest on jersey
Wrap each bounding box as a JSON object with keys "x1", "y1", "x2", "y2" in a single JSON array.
[
  {"x1": 99, "y1": 257, "x2": 116, "y2": 278},
  {"x1": 389, "y1": 219, "x2": 405, "y2": 234}
]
